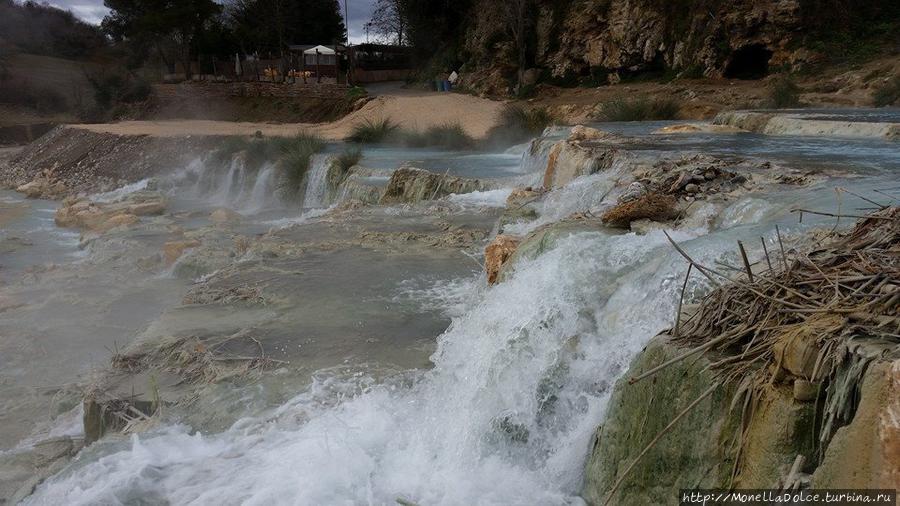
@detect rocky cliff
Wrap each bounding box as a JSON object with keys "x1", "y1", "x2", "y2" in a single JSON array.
[{"x1": 458, "y1": 0, "x2": 897, "y2": 95}]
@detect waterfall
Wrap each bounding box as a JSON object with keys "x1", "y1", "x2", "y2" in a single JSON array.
[
  {"x1": 243, "y1": 165, "x2": 276, "y2": 213},
  {"x1": 212, "y1": 156, "x2": 246, "y2": 205},
  {"x1": 24, "y1": 221, "x2": 745, "y2": 505},
  {"x1": 303, "y1": 154, "x2": 333, "y2": 209}
]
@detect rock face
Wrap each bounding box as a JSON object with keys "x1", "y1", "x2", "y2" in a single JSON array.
[
  {"x1": 582, "y1": 335, "x2": 899, "y2": 505},
  {"x1": 462, "y1": 0, "x2": 834, "y2": 92},
  {"x1": 380, "y1": 168, "x2": 487, "y2": 204}
]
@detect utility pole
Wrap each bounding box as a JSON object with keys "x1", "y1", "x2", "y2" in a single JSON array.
[{"x1": 344, "y1": 0, "x2": 350, "y2": 45}]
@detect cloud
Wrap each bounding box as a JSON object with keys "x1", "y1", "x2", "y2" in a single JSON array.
[{"x1": 46, "y1": 1, "x2": 110, "y2": 24}]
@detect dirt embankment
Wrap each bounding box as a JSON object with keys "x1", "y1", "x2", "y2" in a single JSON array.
[
  {"x1": 0, "y1": 127, "x2": 218, "y2": 196},
  {"x1": 73, "y1": 91, "x2": 506, "y2": 141}
]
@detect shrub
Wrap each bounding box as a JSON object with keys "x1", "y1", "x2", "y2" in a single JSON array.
[
  {"x1": 402, "y1": 123, "x2": 474, "y2": 150},
  {"x1": 769, "y1": 75, "x2": 802, "y2": 109},
  {"x1": 597, "y1": 97, "x2": 681, "y2": 121},
  {"x1": 330, "y1": 147, "x2": 363, "y2": 187},
  {"x1": 872, "y1": 75, "x2": 900, "y2": 107},
  {"x1": 486, "y1": 105, "x2": 554, "y2": 145},
  {"x1": 346, "y1": 86, "x2": 367, "y2": 101},
  {"x1": 346, "y1": 117, "x2": 400, "y2": 143}
]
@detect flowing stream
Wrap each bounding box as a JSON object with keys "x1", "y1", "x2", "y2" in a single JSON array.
[{"x1": 1, "y1": 118, "x2": 898, "y2": 505}]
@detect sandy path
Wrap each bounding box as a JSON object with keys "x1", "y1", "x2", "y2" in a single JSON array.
[{"x1": 73, "y1": 92, "x2": 506, "y2": 141}]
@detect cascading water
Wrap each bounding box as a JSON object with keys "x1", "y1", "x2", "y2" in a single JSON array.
[
  {"x1": 303, "y1": 154, "x2": 334, "y2": 209},
  {"x1": 24, "y1": 213, "x2": 752, "y2": 505}
]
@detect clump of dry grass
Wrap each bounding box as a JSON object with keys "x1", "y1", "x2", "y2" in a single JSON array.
[{"x1": 600, "y1": 193, "x2": 679, "y2": 228}]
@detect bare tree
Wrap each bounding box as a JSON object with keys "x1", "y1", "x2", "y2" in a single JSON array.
[{"x1": 370, "y1": 0, "x2": 407, "y2": 45}]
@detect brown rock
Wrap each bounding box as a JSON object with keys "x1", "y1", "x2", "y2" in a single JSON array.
[
  {"x1": 485, "y1": 235, "x2": 521, "y2": 285},
  {"x1": 568, "y1": 125, "x2": 608, "y2": 142},
  {"x1": 506, "y1": 187, "x2": 541, "y2": 208},
  {"x1": 128, "y1": 201, "x2": 166, "y2": 216},
  {"x1": 163, "y1": 240, "x2": 202, "y2": 265},
  {"x1": 600, "y1": 193, "x2": 679, "y2": 229},
  {"x1": 101, "y1": 213, "x2": 139, "y2": 231},
  {"x1": 210, "y1": 208, "x2": 243, "y2": 224}
]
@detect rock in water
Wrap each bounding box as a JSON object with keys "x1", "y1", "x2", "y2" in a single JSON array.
[
  {"x1": 380, "y1": 168, "x2": 486, "y2": 204},
  {"x1": 210, "y1": 208, "x2": 243, "y2": 224},
  {"x1": 485, "y1": 235, "x2": 521, "y2": 285},
  {"x1": 600, "y1": 193, "x2": 679, "y2": 229}
]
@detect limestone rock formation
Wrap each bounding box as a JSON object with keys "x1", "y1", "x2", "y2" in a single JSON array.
[
  {"x1": 380, "y1": 168, "x2": 487, "y2": 204},
  {"x1": 484, "y1": 235, "x2": 521, "y2": 285}
]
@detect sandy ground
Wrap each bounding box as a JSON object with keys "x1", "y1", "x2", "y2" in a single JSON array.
[{"x1": 73, "y1": 90, "x2": 506, "y2": 141}]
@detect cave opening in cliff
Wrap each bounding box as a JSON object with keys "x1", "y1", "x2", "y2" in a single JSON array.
[{"x1": 723, "y1": 44, "x2": 773, "y2": 79}]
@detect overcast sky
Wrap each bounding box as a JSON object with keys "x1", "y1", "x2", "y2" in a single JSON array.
[{"x1": 46, "y1": 0, "x2": 378, "y2": 43}]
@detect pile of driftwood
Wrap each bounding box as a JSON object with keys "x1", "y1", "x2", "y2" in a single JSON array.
[
  {"x1": 606, "y1": 206, "x2": 899, "y2": 502},
  {"x1": 666, "y1": 205, "x2": 898, "y2": 382}
]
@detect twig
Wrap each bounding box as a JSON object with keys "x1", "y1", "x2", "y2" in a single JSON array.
[
  {"x1": 775, "y1": 224, "x2": 788, "y2": 271},
  {"x1": 737, "y1": 241, "x2": 754, "y2": 283},
  {"x1": 663, "y1": 231, "x2": 721, "y2": 287},
  {"x1": 674, "y1": 265, "x2": 693, "y2": 338},
  {"x1": 760, "y1": 237, "x2": 773, "y2": 271},
  {"x1": 790, "y1": 209, "x2": 895, "y2": 221}
]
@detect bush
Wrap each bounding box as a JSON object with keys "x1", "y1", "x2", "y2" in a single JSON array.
[
  {"x1": 597, "y1": 97, "x2": 681, "y2": 121},
  {"x1": 486, "y1": 105, "x2": 554, "y2": 145},
  {"x1": 346, "y1": 118, "x2": 400, "y2": 143},
  {"x1": 330, "y1": 147, "x2": 363, "y2": 187},
  {"x1": 872, "y1": 75, "x2": 900, "y2": 107},
  {"x1": 346, "y1": 86, "x2": 367, "y2": 101},
  {"x1": 402, "y1": 123, "x2": 474, "y2": 150},
  {"x1": 770, "y1": 75, "x2": 802, "y2": 109}
]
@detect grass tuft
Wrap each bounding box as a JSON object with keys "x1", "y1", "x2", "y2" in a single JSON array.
[
  {"x1": 769, "y1": 75, "x2": 802, "y2": 109},
  {"x1": 872, "y1": 75, "x2": 900, "y2": 107},
  {"x1": 346, "y1": 118, "x2": 400, "y2": 143},
  {"x1": 486, "y1": 105, "x2": 554, "y2": 146},
  {"x1": 403, "y1": 123, "x2": 475, "y2": 150},
  {"x1": 597, "y1": 97, "x2": 681, "y2": 121}
]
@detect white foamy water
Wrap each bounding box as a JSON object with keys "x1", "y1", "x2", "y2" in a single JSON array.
[
  {"x1": 26, "y1": 221, "x2": 733, "y2": 505},
  {"x1": 447, "y1": 188, "x2": 513, "y2": 208},
  {"x1": 92, "y1": 179, "x2": 152, "y2": 203},
  {"x1": 303, "y1": 154, "x2": 334, "y2": 209}
]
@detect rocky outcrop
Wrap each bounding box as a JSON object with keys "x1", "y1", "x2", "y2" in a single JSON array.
[
  {"x1": 461, "y1": 0, "x2": 824, "y2": 94},
  {"x1": 484, "y1": 235, "x2": 521, "y2": 285},
  {"x1": 542, "y1": 127, "x2": 627, "y2": 190},
  {"x1": 715, "y1": 111, "x2": 900, "y2": 140},
  {"x1": 583, "y1": 335, "x2": 899, "y2": 505},
  {"x1": 15, "y1": 170, "x2": 67, "y2": 199},
  {"x1": 583, "y1": 209, "x2": 900, "y2": 504},
  {"x1": 55, "y1": 192, "x2": 167, "y2": 233},
  {"x1": 380, "y1": 168, "x2": 488, "y2": 204}
]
